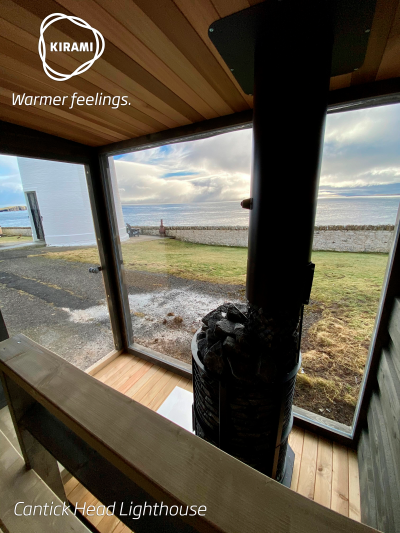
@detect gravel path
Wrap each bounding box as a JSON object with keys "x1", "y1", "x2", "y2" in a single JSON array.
[{"x1": 0, "y1": 244, "x2": 245, "y2": 368}]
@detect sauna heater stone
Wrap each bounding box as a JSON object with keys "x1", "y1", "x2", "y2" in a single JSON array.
[{"x1": 192, "y1": 303, "x2": 301, "y2": 482}]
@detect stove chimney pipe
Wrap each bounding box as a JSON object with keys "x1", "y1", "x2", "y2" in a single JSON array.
[{"x1": 246, "y1": 1, "x2": 333, "y2": 313}]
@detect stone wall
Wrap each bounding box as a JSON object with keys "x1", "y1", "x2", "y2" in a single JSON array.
[
  {"x1": 139, "y1": 226, "x2": 249, "y2": 247},
  {"x1": 137, "y1": 225, "x2": 395, "y2": 253},
  {"x1": 1, "y1": 227, "x2": 32, "y2": 237},
  {"x1": 313, "y1": 225, "x2": 394, "y2": 253}
]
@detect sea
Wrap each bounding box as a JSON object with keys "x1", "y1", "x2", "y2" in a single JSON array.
[{"x1": 1, "y1": 197, "x2": 399, "y2": 228}]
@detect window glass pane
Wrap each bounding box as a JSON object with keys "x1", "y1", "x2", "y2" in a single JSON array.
[
  {"x1": 0, "y1": 156, "x2": 115, "y2": 370},
  {"x1": 109, "y1": 103, "x2": 400, "y2": 426},
  {"x1": 111, "y1": 130, "x2": 251, "y2": 364},
  {"x1": 296, "y1": 104, "x2": 400, "y2": 425}
]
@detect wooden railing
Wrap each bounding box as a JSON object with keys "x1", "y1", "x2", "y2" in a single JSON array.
[{"x1": 0, "y1": 334, "x2": 378, "y2": 533}]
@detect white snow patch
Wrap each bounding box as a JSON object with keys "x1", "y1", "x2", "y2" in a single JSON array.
[
  {"x1": 61, "y1": 304, "x2": 110, "y2": 323},
  {"x1": 62, "y1": 288, "x2": 240, "y2": 327},
  {"x1": 128, "y1": 289, "x2": 229, "y2": 323}
]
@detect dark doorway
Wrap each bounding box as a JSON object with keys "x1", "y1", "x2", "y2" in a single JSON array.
[{"x1": 26, "y1": 192, "x2": 45, "y2": 240}]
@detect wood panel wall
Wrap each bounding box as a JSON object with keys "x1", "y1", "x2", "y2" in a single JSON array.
[
  {"x1": 0, "y1": 0, "x2": 399, "y2": 145},
  {"x1": 358, "y1": 297, "x2": 400, "y2": 533}
]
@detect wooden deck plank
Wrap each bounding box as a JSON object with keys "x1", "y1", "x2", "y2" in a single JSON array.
[
  {"x1": 118, "y1": 361, "x2": 153, "y2": 395},
  {"x1": 148, "y1": 375, "x2": 186, "y2": 411},
  {"x1": 314, "y1": 437, "x2": 333, "y2": 509},
  {"x1": 182, "y1": 379, "x2": 193, "y2": 392},
  {"x1": 93, "y1": 354, "x2": 134, "y2": 382},
  {"x1": 349, "y1": 449, "x2": 361, "y2": 522},
  {"x1": 297, "y1": 431, "x2": 318, "y2": 500},
  {"x1": 108, "y1": 358, "x2": 146, "y2": 391},
  {"x1": 130, "y1": 367, "x2": 167, "y2": 403},
  {"x1": 64, "y1": 475, "x2": 80, "y2": 496},
  {"x1": 124, "y1": 364, "x2": 160, "y2": 398},
  {"x1": 332, "y1": 443, "x2": 350, "y2": 517},
  {"x1": 62, "y1": 354, "x2": 360, "y2": 532},
  {"x1": 103, "y1": 358, "x2": 142, "y2": 390},
  {"x1": 138, "y1": 369, "x2": 177, "y2": 407},
  {"x1": 288, "y1": 427, "x2": 304, "y2": 492}
]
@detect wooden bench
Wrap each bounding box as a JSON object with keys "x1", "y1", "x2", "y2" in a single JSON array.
[
  {"x1": 0, "y1": 427, "x2": 89, "y2": 533},
  {"x1": 0, "y1": 334, "x2": 378, "y2": 533}
]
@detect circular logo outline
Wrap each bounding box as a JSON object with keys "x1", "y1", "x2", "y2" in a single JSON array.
[{"x1": 38, "y1": 13, "x2": 105, "y2": 82}]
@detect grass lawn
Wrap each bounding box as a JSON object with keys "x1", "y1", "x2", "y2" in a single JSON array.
[
  {"x1": 0, "y1": 235, "x2": 32, "y2": 248},
  {"x1": 41, "y1": 239, "x2": 388, "y2": 424}
]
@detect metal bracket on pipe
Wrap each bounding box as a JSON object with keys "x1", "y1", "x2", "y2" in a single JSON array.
[{"x1": 241, "y1": 198, "x2": 253, "y2": 210}]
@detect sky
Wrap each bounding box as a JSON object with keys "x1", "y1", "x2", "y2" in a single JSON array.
[{"x1": 1, "y1": 103, "x2": 400, "y2": 207}]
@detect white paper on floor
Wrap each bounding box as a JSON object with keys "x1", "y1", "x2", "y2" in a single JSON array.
[{"x1": 157, "y1": 386, "x2": 194, "y2": 433}]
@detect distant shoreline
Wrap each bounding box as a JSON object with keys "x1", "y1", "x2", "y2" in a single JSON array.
[{"x1": 0, "y1": 205, "x2": 27, "y2": 212}]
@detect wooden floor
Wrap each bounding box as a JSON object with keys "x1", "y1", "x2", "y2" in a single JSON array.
[{"x1": 1, "y1": 352, "x2": 361, "y2": 532}]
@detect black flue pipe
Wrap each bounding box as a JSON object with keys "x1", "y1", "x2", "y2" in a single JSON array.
[{"x1": 246, "y1": 0, "x2": 333, "y2": 312}]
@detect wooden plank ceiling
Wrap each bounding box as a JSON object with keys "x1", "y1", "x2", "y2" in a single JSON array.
[{"x1": 0, "y1": 0, "x2": 399, "y2": 147}]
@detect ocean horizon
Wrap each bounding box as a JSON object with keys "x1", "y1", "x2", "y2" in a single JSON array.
[{"x1": 1, "y1": 197, "x2": 399, "y2": 228}]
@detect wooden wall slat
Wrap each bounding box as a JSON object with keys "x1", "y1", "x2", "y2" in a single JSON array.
[
  {"x1": 0, "y1": 88, "x2": 125, "y2": 143},
  {"x1": 0, "y1": 40, "x2": 157, "y2": 136},
  {"x1": 377, "y1": 349, "x2": 400, "y2": 477},
  {"x1": 368, "y1": 393, "x2": 400, "y2": 533},
  {"x1": 0, "y1": 104, "x2": 107, "y2": 146},
  {"x1": 0, "y1": 17, "x2": 179, "y2": 130},
  {"x1": 94, "y1": 0, "x2": 242, "y2": 114},
  {"x1": 130, "y1": 0, "x2": 249, "y2": 112},
  {"x1": 210, "y1": 0, "x2": 250, "y2": 18},
  {"x1": 388, "y1": 298, "x2": 400, "y2": 378},
  {"x1": 6, "y1": 0, "x2": 196, "y2": 126},
  {"x1": 376, "y1": 1, "x2": 400, "y2": 80},
  {"x1": 0, "y1": 65, "x2": 142, "y2": 139},
  {"x1": 351, "y1": 0, "x2": 399, "y2": 85},
  {"x1": 172, "y1": 0, "x2": 253, "y2": 107},
  {"x1": 0, "y1": 0, "x2": 399, "y2": 146},
  {"x1": 358, "y1": 430, "x2": 378, "y2": 529},
  {"x1": 54, "y1": 0, "x2": 217, "y2": 119}
]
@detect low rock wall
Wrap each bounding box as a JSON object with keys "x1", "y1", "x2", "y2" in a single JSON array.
[
  {"x1": 137, "y1": 225, "x2": 395, "y2": 253},
  {"x1": 0, "y1": 226, "x2": 32, "y2": 237},
  {"x1": 313, "y1": 225, "x2": 394, "y2": 253}
]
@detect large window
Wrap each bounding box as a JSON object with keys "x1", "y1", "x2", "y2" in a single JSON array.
[
  {"x1": 111, "y1": 130, "x2": 251, "y2": 364},
  {"x1": 0, "y1": 156, "x2": 115, "y2": 370},
  {"x1": 106, "y1": 104, "x2": 400, "y2": 425}
]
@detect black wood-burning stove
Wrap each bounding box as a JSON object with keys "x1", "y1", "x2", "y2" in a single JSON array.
[{"x1": 192, "y1": 0, "x2": 342, "y2": 483}]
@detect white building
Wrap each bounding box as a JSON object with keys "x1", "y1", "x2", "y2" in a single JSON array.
[{"x1": 17, "y1": 157, "x2": 128, "y2": 247}]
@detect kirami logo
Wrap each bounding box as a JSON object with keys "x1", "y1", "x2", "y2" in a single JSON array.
[
  {"x1": 38, "y1": 13, "x2": 105, "y2": 81},
  {"x1": 49, "y1": 42, "x2": 95, "y2": 52}
]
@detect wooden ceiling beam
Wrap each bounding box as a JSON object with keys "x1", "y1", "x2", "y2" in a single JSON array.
[{"x1": 351, "y1": 0, "x2": 399, "y2": 85}]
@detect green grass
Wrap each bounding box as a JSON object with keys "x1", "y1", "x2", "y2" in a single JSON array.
[
  {"x1": 0, "y1": 235, "x2": 32, "y2": 247},
  {"x1": 41, "y1": 239, "x2": 248, "y2": 285}
]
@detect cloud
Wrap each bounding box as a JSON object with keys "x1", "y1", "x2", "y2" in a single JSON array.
[
  {"x1": 114, "y1": 129, "x2": 252, "y2": 204},
  {"x1": 114, "y1": 103, "x2": 400, "y2": 203},
  {"x1": 1, "y1": 103, "x2": 400, "y2": 207},
  {"x1": 320, "y1": 104, "x2": 400, "y2": 194}
]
